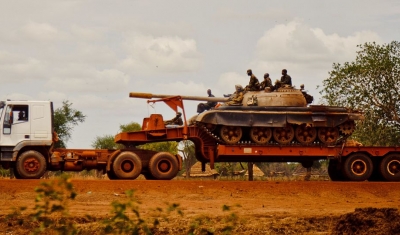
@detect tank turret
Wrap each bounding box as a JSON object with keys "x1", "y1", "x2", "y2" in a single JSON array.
[{"x1": 130, "y1": 86, "x2": 363, "y2": 146}]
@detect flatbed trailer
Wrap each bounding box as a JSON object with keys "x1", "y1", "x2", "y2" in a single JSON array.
[{"x1": 115, "y1": 113, "x2": 400, "y2": 182}]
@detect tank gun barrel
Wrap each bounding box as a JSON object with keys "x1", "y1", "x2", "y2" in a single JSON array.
[{"x1": 129, "y1": 92, "x2": 228, "y2": 102}]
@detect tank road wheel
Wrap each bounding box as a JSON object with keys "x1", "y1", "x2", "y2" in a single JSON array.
[
  {"x1": 16, "y1": 151, "x2": 47, "y2": 179},
  {"x1": 328, "y1": 160, "x2": 345, "y2": 181},
  {"x1": 318, "y1": 127, "x2": 339, "y2": 144},
  {"x1": 342, "y1": 154, "x2": 373, "y2": 181},
  {"x1": 112, "y1": 152, "x2": 142, "y2": 179},
  {"x1": 149, "y1": 152, "x2": 179, "y2": 180},
  {"x1": 380, "y1": 154, "x2": 400, "y2": 181},
  {"x1": 339, "y1": 121, "x2": 355, "y2": 135},
  {"x1": 295, "y1": 125, "x2": 317, "y2": 144},
  {"x1": 220, "y1": 126, "x2": 243, "y2": 144},
  {"x1": 273, "y1": 125, "x2": 294, "y2": 144},
  {"x1": 250, "y1": 127, "x2": 272, "y2": 144}
]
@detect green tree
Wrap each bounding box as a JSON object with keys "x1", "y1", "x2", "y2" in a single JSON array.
[
  {"x1": 92, "y1": 122, "x2": 142, "y2": 149},
  {"x1": 321, "y1": 41, "x2": 400, "y2": 146},
  {"x1": 54, "y1": 100, "x2": 86, "y2": 148}
]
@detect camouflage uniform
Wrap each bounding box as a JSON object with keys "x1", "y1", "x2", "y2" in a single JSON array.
[
  {"x1": 245, "y1": 69, "x2": 260, "y2": 91},
  {"x1": 225, "y1": 85, "x2": 244, "y2": 106},
  {"x1": 164, "y1": 112, "x2": 183, "y2": 126},
  {"x1": 260, "y1": 73, "x2": 273, "y2": 90}
]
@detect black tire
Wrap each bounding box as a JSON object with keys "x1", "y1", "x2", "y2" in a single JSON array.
[
  {"x1": 143, "y1": 172, "x2": 156, "y2": 180},
  {"x1": 369, "y1": 159, "x2": 384, "y2": 181},
  {"x1": 379, "y1": 154, "x2": 400, "y2": 181},
  {"x1": 106, "y1": 169, "x2": 118, "y2": 180},
  {"x1": 149, "y1": 152, "x2": 179, "y2": 180},
  {"x1": 342, "y1": 154, "x2": 373, "y2": 181},
  {"x1": 16, "y1": 150, "x2": 47, "y2": 179},
  {"x1": 328, "y1": 160, "x2": 345, "y2": 181},
  {"x1": 112, "y1": 152, "x2": 142, "y2": 179}
]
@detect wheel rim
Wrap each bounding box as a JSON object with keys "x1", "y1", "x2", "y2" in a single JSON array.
[
  {"x1": 350, "y1": 160, "x2": 367, "y2": 176},
  {"x1": 220, "y1": 126, "x2": 243, "y2": 144},
  {"x1": 318, "y1": 127, "x2": 339, "y2": 144},
  {"x1": 23, "y1": 158, "x2": 40, "y2": 173},
  {"x1": 386, "y1": 160, "x2": 400, "y2": 175},
  {"x1": 121, "y1": 160, "x2": 134, "y2": 173},
  {"x1": 158, "y1": 160, "x2": 172, "y2": 173},
  {"x1": 273, "y1": 126, "x2": 294, "y2": 144},
  {"x1": 295, "y1": 125, "x2": 317, "y2": 144},
  {"x1": 250, "y1": 127, "x2": 272, "y2": 144}
]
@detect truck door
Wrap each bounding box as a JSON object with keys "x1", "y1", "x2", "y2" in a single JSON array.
[{"x1": 1, "y1": 105, "x2": 31, "y2": 146}]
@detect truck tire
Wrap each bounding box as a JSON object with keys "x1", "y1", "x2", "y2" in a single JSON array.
[
  {"x1": 327, "y1": 160, "x2": 345, "y2": 181},
  {"x1": 112, "y1": 152, "x2": 142, "y2": 179},
  {"x1": 16, "y1": 150, "x2": 47, "y2": 179},
  {"x1": 342, "y1": 153, "x2": 373, "y2": 181},
  {"x1": 106, "y1": 169, "x2": 118, "y2": 180},
  {"x1": 379, "y1": 154, "x2": 400, "y2": 181},
  {"x1": 149, "y1": 152, "x2": 179, "y2": 180}
]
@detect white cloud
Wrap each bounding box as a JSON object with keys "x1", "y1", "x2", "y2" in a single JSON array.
[
  {"x1": 45, "y1": 68, "x2": 130, "y2": 92},
  {"x1": 119, "y1": 35, "x2": 202, "y2": 75},
  {"x1": 20, "y1": 21, "x2": 68, "y2": 42}
]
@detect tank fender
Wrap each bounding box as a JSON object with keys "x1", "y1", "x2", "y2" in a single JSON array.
[{"x1": 106, "y1": 150, "x2": 121, "y2": 171}]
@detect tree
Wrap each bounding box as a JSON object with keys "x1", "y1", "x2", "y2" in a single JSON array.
[
  {"x1": 92, "y1": 122, "x2": 142, "y2": 149},
  {"x1": 321, "y1": 41, "x2": 400, "y2": 146},
  {"x1": 54, "y1": 100, "x2": 86, "y2": 148}
]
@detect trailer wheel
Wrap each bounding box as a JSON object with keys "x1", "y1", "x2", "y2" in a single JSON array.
[
  {"x1": 342, "y1": 154, "x2": 373, "y2": 181},
  {"x1": 16, "y1": 150, "x2": 47, "y2": 179},
  {"x1": 379, "y1": 154, "x2": 400, "y2": 181},
  {"x1": 112, "y1": 152, "x2": 142, "y2": 179},
  {"x1": 106, "y1": 169, "x2": 118, "y2": 180},
  {"x1": 327, "y1": 160, "x2": 345, "y2": 181},
  {"x1": 143, "y1": 172, "x2": 156, "y2": 180},
  {"x1": 149, "y1": 152, "x2": 179, "y2": 180}
]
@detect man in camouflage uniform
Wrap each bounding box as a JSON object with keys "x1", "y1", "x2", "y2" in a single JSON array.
[
  {"x1": 164, "y1": 112, "x2": 183, "y2": 126},
  {"x1": 197, "y1": 89, "x2": 217, "y2": 113},
  {"x1": 225, "y1": 85, "x2": 244, "y2": 106},
  {"x1": 280, "y1": 69, "x2": 292, "y2": 86},
  {"x1": 245, "y1": 69, "x2": 260, "y2": 91},
  {"x1": 260, "y1": 73, "x2": 273, "y2": 90}
]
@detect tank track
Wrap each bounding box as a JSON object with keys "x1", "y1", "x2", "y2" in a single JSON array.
[{"x1": 199, "y1": 123, "x2": 353, "y2": 147}]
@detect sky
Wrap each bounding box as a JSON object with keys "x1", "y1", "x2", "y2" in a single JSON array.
[{"x1": 0, "y1": 1, "x2": 399, "y2": 148}]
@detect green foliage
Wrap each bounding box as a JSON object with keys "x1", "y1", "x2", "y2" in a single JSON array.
[
  {"x1": 120, "y1": 122, "x2": 141, "y2": 132},
  {"x1": 139, "y1": 142, "x2": 179, "y2": 155},
  {"x1": 54, "y1": 100, "x2": 86, "y2": 148},
  {"x1": 179, "y1": 140, "x2": 197, "y2": 178},
  {"x1": 321, "y1": 41, "x2": 400, "y2": 146},
  {"x1": 103, "y1": 189, "x2": 182, "y2": 234},
  {"x1": 92, "y1": 134, "x2": 119, "y2": 149}
]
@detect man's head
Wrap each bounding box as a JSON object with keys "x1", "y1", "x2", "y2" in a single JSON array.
[
  {"x1": 247, "y1": 69, "x2": 252, "y2": 76},
  {"x1": 282, "y1": 69, "x2": 287, "y2": 75},
  {"x1": 235, "y1": 84, "x2": 243, "y2": 91},
  {"x1": 264, "y1": 73, "x2": 269, "y2": 79},
  {"x1": 207, "y1": 89, "x2": 211, "y2": 96}
]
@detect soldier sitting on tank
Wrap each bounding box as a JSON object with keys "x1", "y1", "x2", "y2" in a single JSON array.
[
  {"x1": 260, "y1": 73, "x2": 273, "y2": 91},
  {"x1": 300, "y1": 84, "x2": 314, "y2": 104},
  {"x1": 244, "y1": 69, "x2": 260, "y2": 91},
  {"x1": 280, "y1": 69, "x2": 292, "y2": 86},
  {"x1": 197, "y1": 89, "x2": 217, "y2": 113},
  {"x1": 164, "y1": 112, "x2": 183, "y2": 126},
  {"x1": 225, "y1": 85, "x2": 244, "y2": 106}
]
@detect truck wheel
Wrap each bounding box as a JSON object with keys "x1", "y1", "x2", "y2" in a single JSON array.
[
  {"x1": 328, "y1": 160, "x2": 345, "y2": 181},
  {"x1": 16, "y1": 150, "x2": 47, "y2": 179},
  {"x1": 342, "y1": 154, "x2": 373, "y2": 181},
  {"x1": 112, "y1": 152, "x2": 142, "y2": 179},
  {"x1": 149, "y1": 152, "x2": 179, "y2": 180},
  {"x1": 106, "y1": 169, "x2": 118, "y2": 180},
  {"x1": 379, "y1": 154, "x2": 400, "y2": 181},
  {"x1": 143, "y1": 172, "x2": 156, "y2": 180}
]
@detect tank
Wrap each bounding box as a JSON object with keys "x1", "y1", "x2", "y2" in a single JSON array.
[{"x1": 129, "y1": 85, "x2": 364, "y2": 145}]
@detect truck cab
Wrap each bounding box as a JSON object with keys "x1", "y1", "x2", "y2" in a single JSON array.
[{"x1": 0, "y1": 100, "x2": 54, "y2": 178}]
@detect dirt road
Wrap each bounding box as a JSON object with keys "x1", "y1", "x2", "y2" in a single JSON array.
[{"x1": 1, "y1": 179, "x2": 400, "y2": 234}]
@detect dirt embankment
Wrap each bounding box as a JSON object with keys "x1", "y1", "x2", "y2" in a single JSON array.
[{"x1": 1, "y1": 180, "x2": 400, "y2": 234}]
